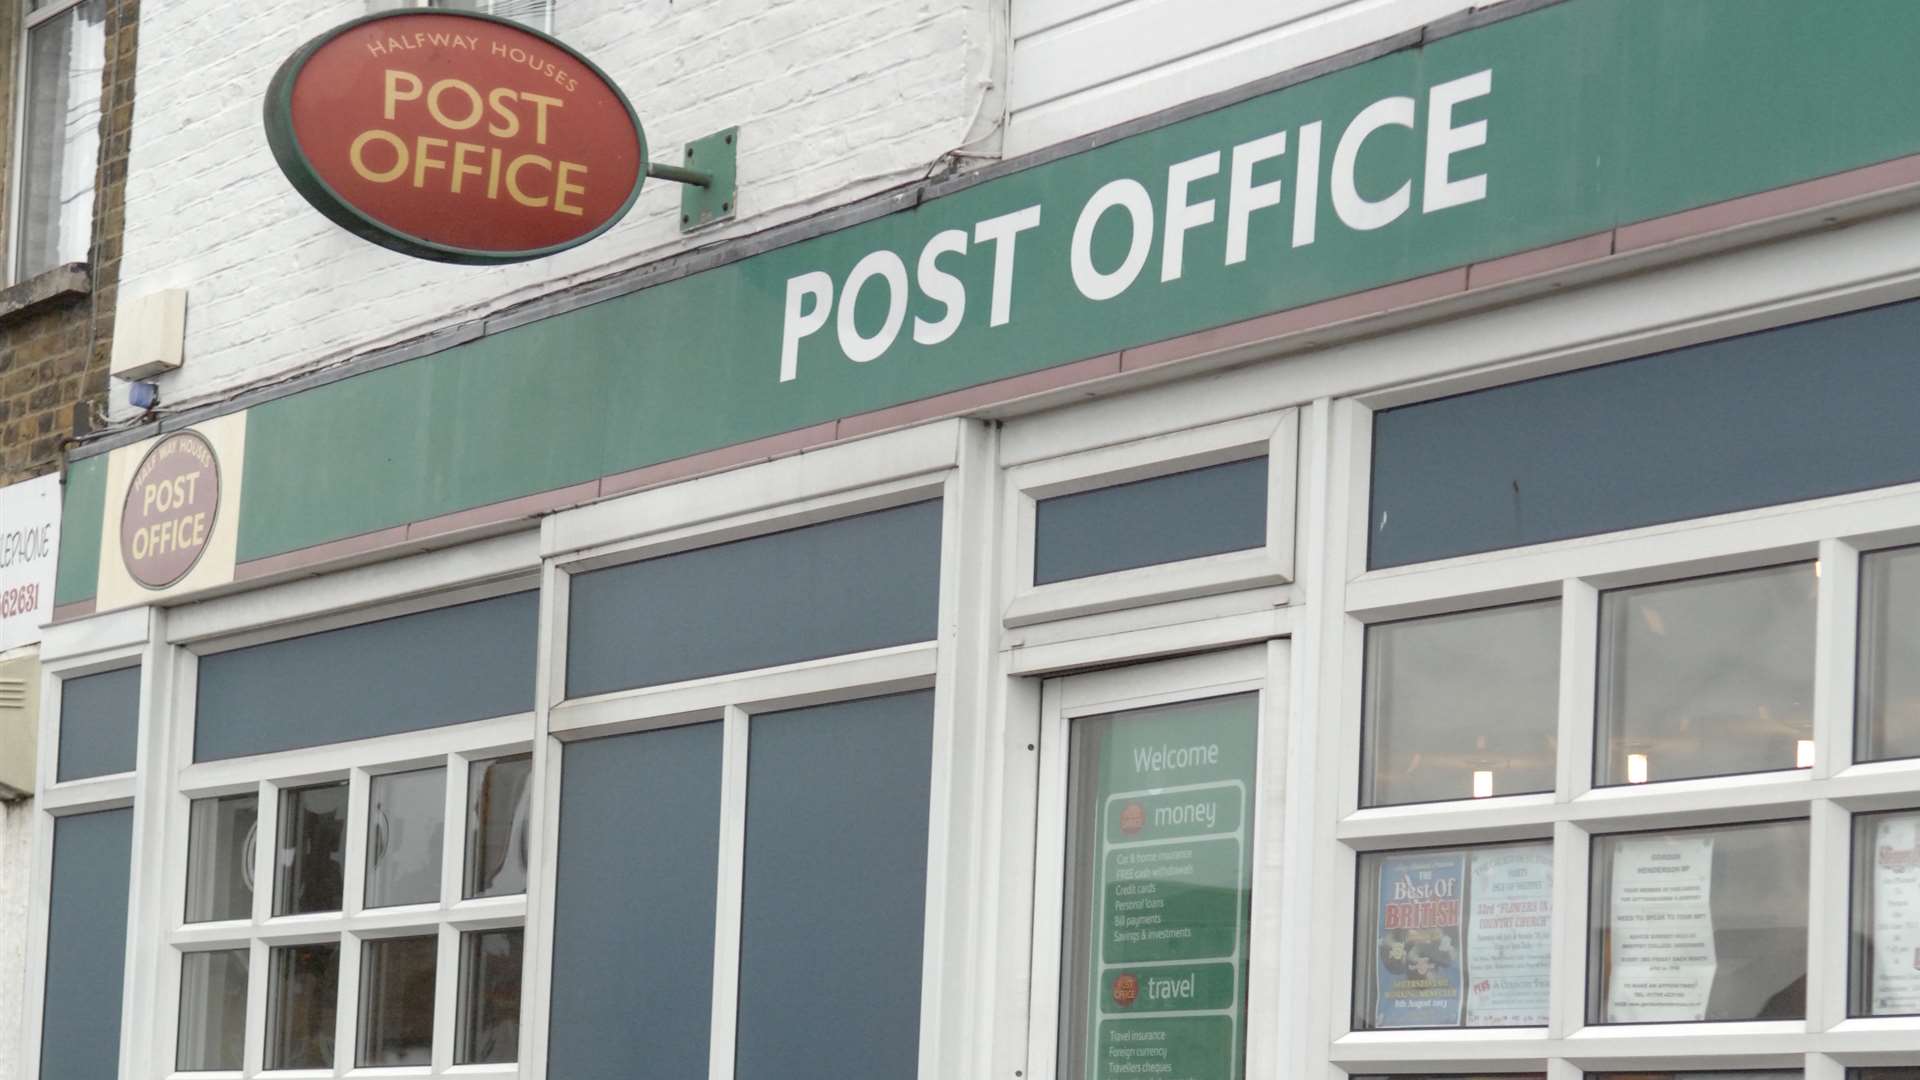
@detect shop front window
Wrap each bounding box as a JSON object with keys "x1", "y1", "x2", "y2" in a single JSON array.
[{"x1": 1857, "y1": 544, "x2": 1920, "y2": 762}]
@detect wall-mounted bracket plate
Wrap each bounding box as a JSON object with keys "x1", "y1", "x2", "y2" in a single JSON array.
[{"x1": 679, "y1": 127, "x2": 738, "y2": 232}]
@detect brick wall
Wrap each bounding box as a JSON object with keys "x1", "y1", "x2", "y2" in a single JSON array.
[
  {"x1": 0, "y1": 0, "x2": 140, "y2": 486},
  {"x1": 118, "y1": 0, "x2": 999, "y2": 417}
]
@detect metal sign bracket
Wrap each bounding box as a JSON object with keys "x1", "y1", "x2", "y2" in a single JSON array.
[{"x1": 648, "y1": 126, "x2": 738, "y2": 232}]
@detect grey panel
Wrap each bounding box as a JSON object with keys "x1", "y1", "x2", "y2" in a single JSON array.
[
  {"x1": 194, "y1": 592, "x2": 537, "y2": 762},
  {"x1": 1370, "y1": 299, "x2": 1920, "y2": 569},
  {"x1": 547, "y1": 722, "x2": 722, "y2": 1080},
  {"x1": 40, "y1": 808, "x2": 133, "y2": 1080},
  {"x1": 735, "y1": 691, "x2": 934, "y2": 1080},
  {"x1": 566, "y1": 501, "x2": 942, "y2": 697},
  {"x1": 1034, "y1": 456, "x2": 1269, "y2": 584},
  {"x1": 56, "y1": 665, "x2": 139, "y2": 781}
]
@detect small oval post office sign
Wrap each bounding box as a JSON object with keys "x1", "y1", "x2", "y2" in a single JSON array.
[{"x1": 264, "y1": 10, "x2": 647, "y2": 264}]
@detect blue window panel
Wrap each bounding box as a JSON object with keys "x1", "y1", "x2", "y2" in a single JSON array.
[
  {"x1": 40, "y1": 808, "x2": 133, "y2": 1080},
  {"x1": 56, "y1": 665, "x2": 140, "y2": 781},
  {"x1": 1033, "y1": 457, "x2": 1268, "y2": 584},
  {"x1": 194, "y1": 591, "x2": 536, "y2": 762},
  {"x1": 1371, "y1": 299, "x2": 1920, "y2": 569}
]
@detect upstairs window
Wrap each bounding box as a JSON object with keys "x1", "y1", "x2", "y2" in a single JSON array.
[{"x1": 16, "y1": 0, "x2": 105, "y2": 280}]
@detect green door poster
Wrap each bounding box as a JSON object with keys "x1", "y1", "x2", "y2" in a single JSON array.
[{"x1": 1062, "y1": 693, "x2": 1260, "y2": 1080}]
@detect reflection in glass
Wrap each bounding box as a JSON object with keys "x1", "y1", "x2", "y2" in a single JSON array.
[
  {"x1": 465, "y1": 754, "x2": 531, "y2": 899},
  {"x1": 1353, "y1": 842, "x2": 1552, "y2": 1030},
  {"x1": 1852, "y1": 1071, "x2": 1920, "y2": 1080},
  {"x1": 365, "y1": 768, "x2": 445, "y2": 909},
  {"x1": 1596, "y1": 564, "x2": 1815, "y2": 786},
  {"x1": 456, "y1": 928, "x2": 524, "y2": 1064},
  {"x1": 358, "y1": 935, "x2": 438, "y2": 1067},
  {"x1": 176, "y1": 949, "x2": 247, "y2": 1071},
  {"x1": 1351, "y1": 1076, "x2": 1547, "y2": 1080},
  {"x1": 1589, "y1": 1074, "x2": 1800, "y2": 1080},
  {"x1": 266, "y1": 941, "x2": 339, "y2": 1070},
  {"x1": 1362, "y1": 602, "x2": 1560, "y2": 806},
  {"x1": 1057, "y1": 694, "x2": 1257, "y2": 1080},
  {"x1": 1857, "y1": 546, "x2": 1920, "y2": 762},
  {"x1": 185, "y1": 794, "x2": 256, "y2": 922},
  {"x1": 17, "y1": 0, "x2": 104, "y2": 279},
  {"x1": 274, "y1": 782, "x2": 347, "y2": 916},
  {"x1": 1850, "y1": 809, "x2": 1920, "y2": 1016},
  {"x1": 1587, "y1": 820, "x2": 1808, "y2": 1024}
]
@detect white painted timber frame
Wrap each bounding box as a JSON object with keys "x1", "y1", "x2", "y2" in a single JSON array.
[
  {"x1": 28, "y1": 194, "x2": 1920, "y2": 1080},
  {"x1": 10, "y1": 0, "x2": 98, "y2": 285}
]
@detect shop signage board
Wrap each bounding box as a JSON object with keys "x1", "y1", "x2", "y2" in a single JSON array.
[
  {"x1": 0, "y1": 473, "x2": 61, "y2": 651},
  {"x1": 264, "y1": 10, "x2": 646, "y2": 264},
  {"x1": 120, "y1": 430, "x2": 221, "y2": 589},
  {"x1": 1079, "y1": 694, "x2": 1257, "y2": 1080},
  {"x1": 56, "y1": 0, "x2": 1920, "y2": 610}
]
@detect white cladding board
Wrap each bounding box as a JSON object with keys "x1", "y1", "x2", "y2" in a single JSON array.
[
  {"x1": 1005, "y1": 0, "x2": 1488, "y2": 155},
  {"x1": 0, "y1": 473, "x2": 61, "y2": 652},
  {"x1": 0, "y1": 655, "x2": 37, "y2": 797}
]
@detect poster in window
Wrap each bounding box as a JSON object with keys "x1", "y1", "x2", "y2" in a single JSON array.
[
  {"x1": 1872, "y1": 813, "x2": 1920, "y2": 1014},
  {"x1": 1605, "y1": 834, "x2": 1716, "y2": 1022},
  {"x1": 1373, "y1": 851, "x2": 1467, "y2": 1028},
  {"x1": 1465, "y1": 844, "x2": 1553, "y2": 1026}
]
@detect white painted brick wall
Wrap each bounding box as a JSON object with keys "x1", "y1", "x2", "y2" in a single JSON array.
[
  {"x1": 118, "y1": 0, "x2": 997, "y2": 416},
  {"x1": 0, "y1": 798, "x2": 32, "y2": 1077}
]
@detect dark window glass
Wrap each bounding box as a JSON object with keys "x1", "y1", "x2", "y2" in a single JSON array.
[
  {"x1": 1857, "y1": 545, "x2": 1920, "y2": 762},
  {"x1": 39, "y1": 808, "x2": 132, "y2": 1080},
  {"x1": 1354, "y1": 842, "x2": 1553, "y2": 1030},
  {"x1": 464, "y1": 754, "x2": 531, "y2": 899},
  {"x1": 1369, "y1": 297, "x2": 1920, "y2": 569},
  {"x1": 1362, "y1": 602, "x2": 1559, "y2": 806},
  {"x1": 274, "y1": 782, "x2": 347, "y2": 916},
  {"x1": 176, "y1": 949, "x2": 247, "y2": 1072},
  {"x1": 1853, "y1": 1071, "x2": 1920, "y2": 1080},
  {"x1": 56, "y1": 665, "x2": 139, "y2": 781},
  {"x1": 1850, "y1": 808, "x2": 1920, "y2": 1016},
  {"x1": 266, "y1": 941, "x2": 339, "y2": 1070},
  {"x1": 1589, "y1": 1074, "x2": 1799, "y2": 1080},
  {"x1": 184, "y1": 793, "x2": 256, "y2": 922},
  {"x1": 194, "y1": 591, "x2": 536, "y2": 762},
  {"x1": 358, "y1": 935, "x2": 437, "y2": 1067},
  {"x1": 456, "y1": 928, "x2": 523, "y2": 1065},
  {"x1": 735, "y1": 691, "x2": 933, "y2": 1080},
  {"x1": 1595, "y1": 564, "x2": 1815, "y2": 786},
  {"x1": 1033, "y1": 456, "x2": 1268, "y2": 584},
  {"x1": 566, "y1": 501, "x2": 941, "y2": 697},
  {"x1": 1588, "y1": 820, "x2": 1808, "y2": 1023},
  {"x1": 548, "y1": 722, "x2": 722, "y2": 1080},
  {"x1": 1351, "y1": 1075, "x2": 1546, "y2": 1080}
]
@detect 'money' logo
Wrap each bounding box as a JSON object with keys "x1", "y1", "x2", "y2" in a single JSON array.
[
  {"x1": 264, "y1": 10, "x2": 646, "y2": 264},
  {"x1": 121, "y1": 431, "x2": 220, "y2": 590}
]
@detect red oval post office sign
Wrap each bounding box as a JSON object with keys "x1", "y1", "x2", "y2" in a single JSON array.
[
  {"x1": 264, "y1": 11, "x2": 647, "y2": 264},
  {"x1": 121, "y1": 431, "x2": 221, "y2": 590}
]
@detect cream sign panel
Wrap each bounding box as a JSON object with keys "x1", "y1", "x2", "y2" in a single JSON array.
[
  {"x1": 0, "y1": 472, "x2": 61, "y2": 651},
  {"x1": 96, "y1": 413, "x2": 247, "y2": 611}
]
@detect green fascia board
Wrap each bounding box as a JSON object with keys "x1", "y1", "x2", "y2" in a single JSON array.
[
  {"x1": 162, "y1": 0, "x2": 1920, "y2": 566},
  {"x1": 54, "y1": 454, "x2": 107, "y2": 607}
]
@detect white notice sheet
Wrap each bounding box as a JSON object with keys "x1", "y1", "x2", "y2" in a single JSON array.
[{"x1": 1606, "y1": 835, "x2": 1717, "y2": 1022}]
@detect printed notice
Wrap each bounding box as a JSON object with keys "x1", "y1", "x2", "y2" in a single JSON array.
[
  {"x1": 1373, "y1": 851, "x2": 1467, "y2": 1027},
  {"x1": 1872, "y1": 813, "x2": 1920, "y2": 1014},
  {"x1": 1078, "y1": 694, "x2": 1258, "y2": 1080},
  {"x1": 1465, "y1": 844, "x2": 1553, "y2": 1026},
  {"x1": 1605, "y1": 835, "x2": 1717, "y2": 1022}
]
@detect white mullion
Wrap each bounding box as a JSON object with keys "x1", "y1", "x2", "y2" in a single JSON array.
[
  {"x1": 706, "y1": 704, "x2": 750, "y2": 1080},
  {"x1": 1021, "y1": 681, "x2": 1070, "y2": 1080},
  {"x1": 1546, "y1": 819, "x2": 1591, "y2": 1040},
  {"x1": 441, "y1": 753, "x2": 470, "y2": 911},
  {"x1": 1813, "y1": 538, "x2": 1861, "y2": 779},
  {"x1": 431, "y1": 921, "x2": 460, "y2": 1072},
  {"x1": 242, "y1": 938, "x2": 269, "y2": 1075},
  {"x1": 343, "y1": 768, "x2": 372, "y2": 918},
  {"x1": 519, "y1": 558, "x2": 566, "y2": 1079},
  {"x1": 1805, "y1": 1051, "x2": 1847, "y2": 1080},
  {"x1": 251, "y1": 780, "x2": 278, "y2": 924},
  {"x1": 1805, "y1": 798, "x2": 1852, "y2": 1033},
  {"x1": 335, "y1": 930, "x2": 363, "y2": 1073},
  {"x1": 1244, "y1": 638, "x2": 1294, "y2": 1079},
  {"x1": 1556, "y1": 579, "x2": 1599, "y2": 801},
  {"x1": 1311, "y1": 397, "x2": 1361, "y2": 1075}
]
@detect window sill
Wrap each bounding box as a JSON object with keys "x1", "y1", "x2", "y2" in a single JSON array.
[{"x1": 0, "y1": 262, "x2": 88, "y2": 326}]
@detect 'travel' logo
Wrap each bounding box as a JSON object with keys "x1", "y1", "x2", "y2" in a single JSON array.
[{"x1": 121, "y1": 431, "x2": 220, "y2": 590}]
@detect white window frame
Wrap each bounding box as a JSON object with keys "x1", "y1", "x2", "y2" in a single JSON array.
[{"x1": 10, "y1": 0, "x2": 100, "y2": 284}]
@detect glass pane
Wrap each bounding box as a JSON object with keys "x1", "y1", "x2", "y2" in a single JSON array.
[
  {"x1": 265, "y1": 941, "x2": 339, "y2": 1070},
  {"x1": 1850, "y1": 809, "x2": 1920, "y2": 1016},
  {"x1": 365, "y1": 768, "x2": 446, "y2": 909},
  {"x1": 1596, "y1": 564, "x2": 1816, "y2": 786},
  {"x1": 1857, "y1": 546, "x2": 1920, "y2": 761},
  {"x1": 1032, "y1": 456, "x2": 1268, "y2": 584},
  {"x1": 16, "y1": 0, "x2": 104, "y2": 280},
  {"x1": 1589, "y1": 1074, "x2": 1800, "y2": 1080},
  {"x1": 1353, "y1": 842, "x2": 1552, "y2": 1029},
  {"x1": 456, "y1": 929, "x2": 523, "y2": 1064},
  {"x1": 175, "y1": 949, "x2": 247, "y2": 1071},
  {"x1": 184, "y1": 794, "x2": 256, "y2": 922},
  {"x1": 1587, "y1": 820, "x2": 1809, "y2": 1023},
  {"x1": 274, "y1": 782, "x2": 347, "y2": 916},
  {"x1": 1057, "y1": 694, "x2": 1257, "y2": 1080},
  {"x1": 1853, "y1": 1071, "x2": 1920, "y2": 1080},
  {"x1": 40, "y1": 809, "x2": 132, "y2": 1080},
  {"x1": 736, "y1": 692, "x2": 934, "y2": 1080},
  {"x1": 358, "y1": 935, "x2": 438, "y2": 1067},
  {"x1": 464, "y1": 754, "x2": 531, "y2": 899},
  {"x1": 55, "y1": 664, "x2": 139, "y2": 782},
  {"x1": 1350, "y1": 1076, "x2": 1546, "y2": 1080},
  {"x1": 1361, "y1": 602, "x2": 1560, "y2": 806}
]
